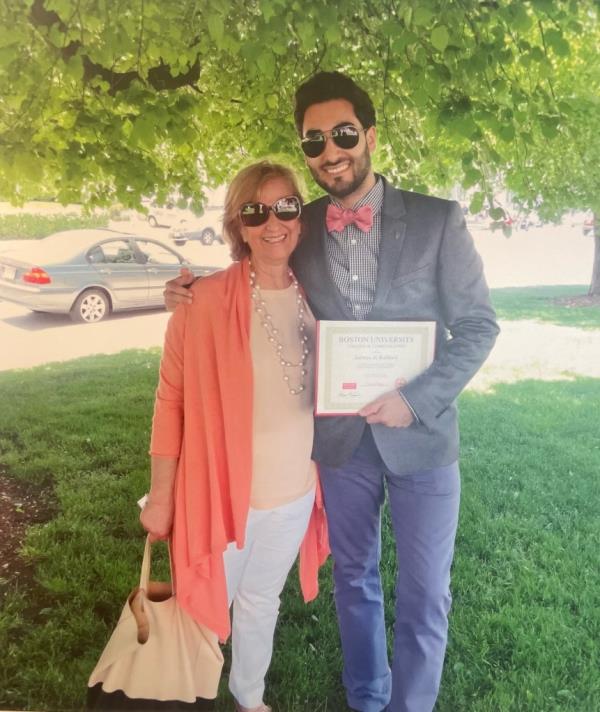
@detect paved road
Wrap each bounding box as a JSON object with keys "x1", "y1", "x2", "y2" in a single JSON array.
[{"x1": 0, "y1": 300, "x2": 172, "y2": 371}]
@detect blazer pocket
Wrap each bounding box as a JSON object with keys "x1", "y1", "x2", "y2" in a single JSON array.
[{"x1": 390, "y1": 262, "x2": 431, "y2": 288}]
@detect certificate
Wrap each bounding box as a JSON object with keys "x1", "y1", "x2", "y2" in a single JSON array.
[{"x1": 315, "y1": 320, "x2": 436, "y2": 416}]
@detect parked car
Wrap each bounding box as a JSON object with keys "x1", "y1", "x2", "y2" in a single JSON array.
[
  {"x1": 169, "y1": 212, "x2": 224, "y2": 246},
  {"x1": 142, "y1": 199, "x2": 197, "y2": 228},
  {"x1": 489, "y1": 213, "x2": 514, "y2": 232},
  {"x1": 518, "y1": 213, "x2": 544, "y2": 231},
  {"x1": 0, "y1": 228, "x2": 219, "y2": 323},
  {"x1": 583, "y1": 214, "x2": 596, "y2": 236}
]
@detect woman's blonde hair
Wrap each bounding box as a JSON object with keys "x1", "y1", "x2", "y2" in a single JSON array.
[{"x1": 222, "y1": 160, "x2": 304, "y2": 261}]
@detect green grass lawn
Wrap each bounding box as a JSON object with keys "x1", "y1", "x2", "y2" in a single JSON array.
[
  {"x1": 490, "y1": 284, "x2": 600, "y2": 329},
  {"x1": 0, "y1": 213, "x2": 110, "y2": 240},
  {"x1": 1, "y1": 352, "x2": 599, "y2": 711}
]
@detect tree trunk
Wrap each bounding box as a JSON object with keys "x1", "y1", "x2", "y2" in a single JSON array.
[{"x1": 589, "y1": 212, "x2": 600, "y2": 297}]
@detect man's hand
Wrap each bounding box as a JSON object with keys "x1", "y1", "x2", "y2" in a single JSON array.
[
  {"x1": 358, "y1": 388, "x2": 414, "y2": 428},
  {"x1": 164, "y1": 267, "x2": 195, "y2": 311}
]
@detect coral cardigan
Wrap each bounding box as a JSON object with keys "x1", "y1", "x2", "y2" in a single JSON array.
[{"x1": 150, "y1": 258, "x2": 329, "y2": 642}]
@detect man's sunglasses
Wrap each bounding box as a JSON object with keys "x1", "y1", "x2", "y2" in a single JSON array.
[
  {"x1": 239, "y1": 195, "x2": 302, "y2": 227},
  {"x1": 301, "y1": 124, "x2": 368, "y2": 158}
]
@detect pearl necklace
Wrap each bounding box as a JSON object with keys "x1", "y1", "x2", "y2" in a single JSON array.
[{"x1": 249, "y1": 263, "x2": 310, "y2": 396}]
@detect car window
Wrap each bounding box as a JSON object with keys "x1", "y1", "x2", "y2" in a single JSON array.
[
  {"x1": 135, "y1": 240, "x2": 182, "y2": 266},
  {"x1": 87, "y1": 246, "x2": 105, "y2": 263},
  {"x1": 91, "y1": 240, "x2": 136, "y2": 264}
]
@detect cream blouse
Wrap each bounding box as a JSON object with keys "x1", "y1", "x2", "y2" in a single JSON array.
[{"x1": 249, "y1": 284, "x2": 317, "y2": 509}]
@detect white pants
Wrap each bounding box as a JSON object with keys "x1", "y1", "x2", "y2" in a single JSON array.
[{"x1": 223, "y1": 486, "x2": 315, "y2": 708}]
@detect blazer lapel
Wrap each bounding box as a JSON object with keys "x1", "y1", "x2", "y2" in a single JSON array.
[
  {"x1": 297, "y1": 198, "x2": 354, "y2": 319},
  {"x1": 370, "y1": 179, "x2": 407, "y2": 315}
]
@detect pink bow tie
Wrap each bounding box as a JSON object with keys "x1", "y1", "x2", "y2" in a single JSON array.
[{"x1": 326, "y1": 204, "x2": 373, "y2": 233}]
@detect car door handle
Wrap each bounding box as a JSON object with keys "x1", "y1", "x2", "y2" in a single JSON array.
[
  {"x1": 99, "y1": 268, "x2": 111, "y2": 274},
  {"x1": 146, "y1": 268, "x2": 159, "y2": 274}
]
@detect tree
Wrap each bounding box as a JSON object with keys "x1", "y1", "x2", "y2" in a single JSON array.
[
  {"x1": 0, "y1": 0, "x2": 598, "y2": 288},
  {"x1": 494, "y1": 14, "x2": 600, "y2": 295}
]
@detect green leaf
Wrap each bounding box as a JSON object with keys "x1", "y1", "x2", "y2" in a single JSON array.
[
  {"x1": 392, "y1": 30, "x2": 417, "y2": 54},
  {"x1": 385, "y1": 93, "x2": 404, "y2": 115},
  {"x1": 552, "y1": 37, "x2": 571, "y2": 57},
  {"x1": 272, "y1": 38, "x2": 288, "y2": 56},
  {"x1": 130, "y1": 115, "x2": 157, "y2": 149},
  {"x1": 469, "y1": 192, "x2": 484, "y2": 213},
  {"x1": 412, "y1": 88, "x2": 429, "y2": 108},
  {"x1": 532, "y1": 0, "x2": 555, "y2": 11},
  {"x1": 256, "y1": 51, "x2": 275, "y2": 77},
  {"x1": 260, "y1": 0, "x2": 276, "y2": 23},
  {"x1": 499, "y1": 124, "x2": 516, "y2": 142},
  {"x1": 529, "y1": 46, "x2": 545, "y2": 62},
  {"x1": 463, "y1": 168, "x2": 482, "y2": 189},
  {"x1": 297, "y1": 21, "x2": 315, "y2": 48},
  {"x1": 64, "y1": 55, "x2": 84, "y2": 82},
  {"x1": 540, "y1": 122, "x2": 559, "y2": 139},
  {"x1": 381, "y1": 19, "x2": 401, "y2": 38},
  {"x1": 431, "y1": 26, "x2": 449, "y2": 52},
  {"x1": 325, "y1": 25, "x2": 342, "y2": 44},
  {"x1": 207, "y1": 14, "x2": 224, "y2": 47},
  {"x1": 422, "y1": 75, "x2": 441, "y2": 101},
  {"x1": 512, "y1": 5, "x2": 533, "y2": 32},
  {"x1": 453, "y1": 115, "x2": 478, "y2": 140},
  {"x1": 45, "y1": 0, "x2": 75, "y2": 16},
  {"x1": 546, "y1": 30, "x2": 570, "y2": 57},
  {"x1": 489, "y1": 207, "x2": 505, "y2": 220},
  {"x1": 413, "y1": 7, "x2": 434, "y2": 26},
  {"x1": 537, "y1": 61, "x2": 553, "y2": 79}
]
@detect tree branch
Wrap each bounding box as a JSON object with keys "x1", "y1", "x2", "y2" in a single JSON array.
[{"x1": 29, "y1": 0, "x2": 201, "y2": 95}]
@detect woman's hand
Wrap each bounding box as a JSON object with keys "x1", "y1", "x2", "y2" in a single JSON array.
[
  {"x1": 140, "y1": 456, "x2": 178, "y2": 542},
  {"x1": 140, "y1": 496, "x2": 174, "y2": 542}
]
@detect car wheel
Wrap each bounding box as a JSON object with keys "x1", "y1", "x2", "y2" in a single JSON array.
[
  {"x1": 200, "y1": 228, "x2": 215, "y2": 245},
  {"x1": 148, "y1": 215, "x2": 158, "y2": 228},
  {"x1": 70, "y1": 289, "x2": 110, "y2": 323}
]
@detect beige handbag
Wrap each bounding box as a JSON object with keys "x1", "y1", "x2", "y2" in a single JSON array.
[{"x1": 87, "y1": 535, "x2": 224, "y2": 710}]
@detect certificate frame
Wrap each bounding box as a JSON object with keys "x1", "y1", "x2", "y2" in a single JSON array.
[{"x1": 315, "y1": 320, "x2": 436, "y2": 416}]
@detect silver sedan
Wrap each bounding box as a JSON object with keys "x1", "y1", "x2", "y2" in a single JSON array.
[{"x1": 0, "y1": 228, "x2": 218, "y2": 323}]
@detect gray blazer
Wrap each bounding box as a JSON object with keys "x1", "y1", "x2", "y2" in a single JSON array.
[{"x1": 291, "y1": 177, "x2": 500, "y2": 474}]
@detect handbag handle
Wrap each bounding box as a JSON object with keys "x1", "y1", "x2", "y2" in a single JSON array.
[
  {"x1": 131, "y1": 535, "x2": 172, "y2": 644},
  {"x1": 139, "y1": 534, "x2": 152, "y2": 591}
]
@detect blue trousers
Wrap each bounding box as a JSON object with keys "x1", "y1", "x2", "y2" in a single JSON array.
[{"x1": 319, "y1": 427, "x2": 461, "y2": 712}]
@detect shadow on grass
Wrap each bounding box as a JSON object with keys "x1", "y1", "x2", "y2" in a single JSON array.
[
  {"x1": 490, "y1": 284, "x2": 600, "y2": 329},
  {"x1": 0, "y1": 355, "x2": 598, "y2": 711}
]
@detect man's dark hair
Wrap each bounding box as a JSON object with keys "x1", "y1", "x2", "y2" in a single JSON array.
[{"x1": 294, "y1": 71, "x2": 377, "y2": 136}]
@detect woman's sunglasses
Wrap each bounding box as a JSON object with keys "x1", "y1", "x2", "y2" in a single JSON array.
[
  {"x1": 301, "y1": 124, "x2": 368, "y2": 158},
  {"x1": 240, "y1": 195, "x2": 302, "y2": 227}
]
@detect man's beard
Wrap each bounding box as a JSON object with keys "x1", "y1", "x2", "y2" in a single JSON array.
[{"x1": 309, "y1": 143, "x2": 372, "y2": 201}]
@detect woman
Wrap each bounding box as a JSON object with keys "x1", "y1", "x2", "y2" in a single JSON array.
[{"x1": 140, "y1": 161, "x2": 329, "y2": 712}]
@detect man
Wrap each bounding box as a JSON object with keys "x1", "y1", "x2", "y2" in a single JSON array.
[{"x1": 165, "y1": 72, "x2": 499, "y2": 712}]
